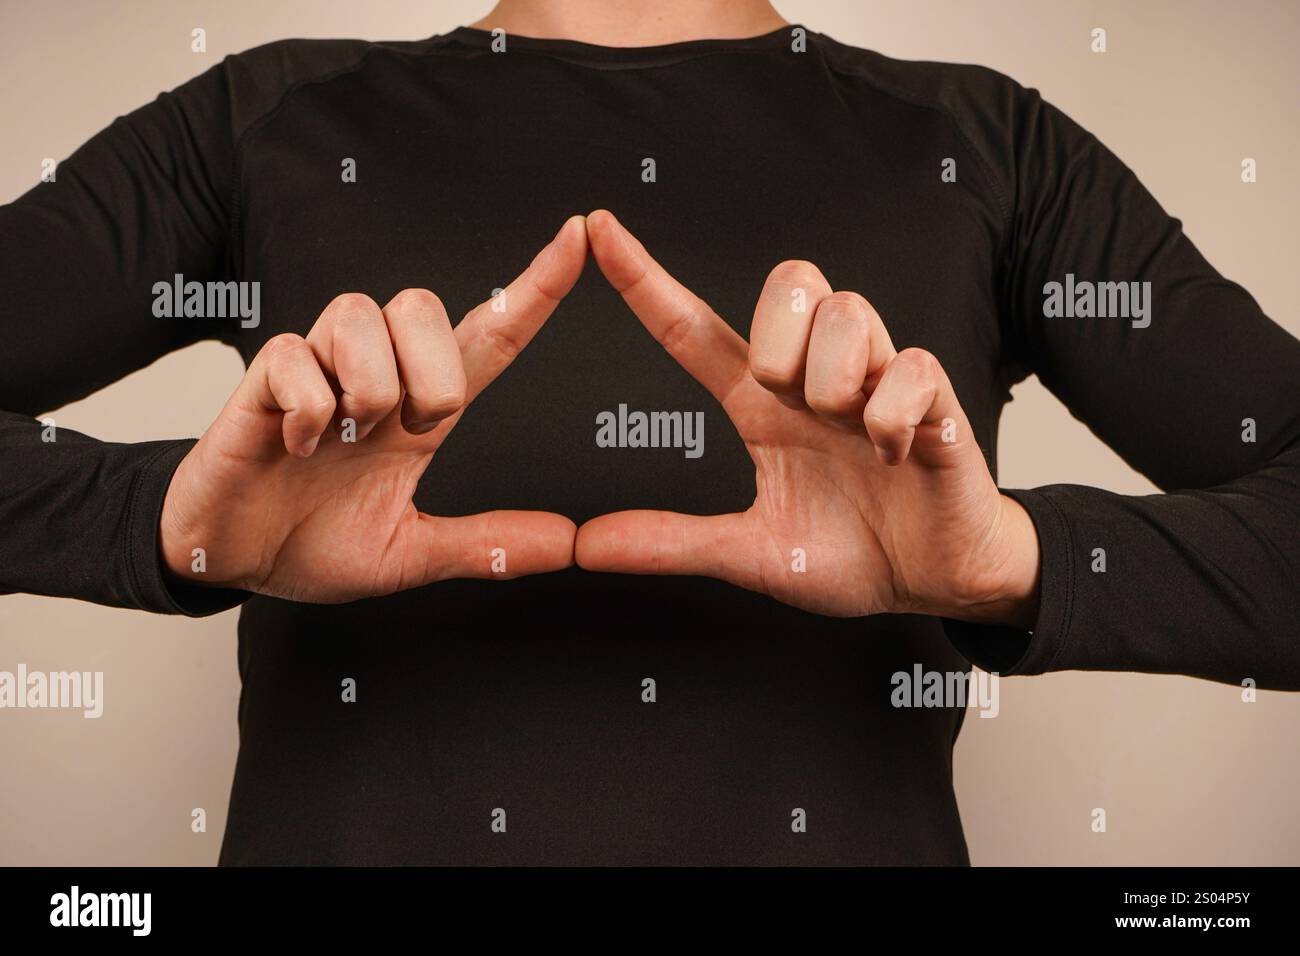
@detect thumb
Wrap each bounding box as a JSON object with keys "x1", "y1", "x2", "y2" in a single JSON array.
[
  {"x1": 412, "y1": 510, "x2": 576, "y2": 581},
  {"x1": 576, "y1": 509, "x2": 755, "y2": 583}
]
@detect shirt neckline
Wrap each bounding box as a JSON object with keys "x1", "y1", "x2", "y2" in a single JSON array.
[{"x1": 443, "y1": 23, "x2": 805, "y2": 69}]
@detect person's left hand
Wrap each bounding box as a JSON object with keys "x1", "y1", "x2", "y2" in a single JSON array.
[{"x1": 575, "y1": 210, "x2": 1041, "y2": 626}]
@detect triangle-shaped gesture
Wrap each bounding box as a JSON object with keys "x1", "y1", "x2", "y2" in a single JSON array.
[{"x1": 160, "y1": 210, "x2": 1037, "y2": 625}]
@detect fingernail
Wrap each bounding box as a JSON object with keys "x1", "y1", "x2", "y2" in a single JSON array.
[{"x1": 406, "y1": 419, "x2": 438, "y2": 435}]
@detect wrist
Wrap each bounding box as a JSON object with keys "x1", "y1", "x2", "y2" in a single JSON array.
[
  {"x1": 159, "y1": 492, "x2": 202, "y2": 584},
  {"x1": 943, "y1": 494, "x2": 1042, "y2": 629},
  {"x1": 158, "y1": 451, "x2": 231, "y2": 589}
]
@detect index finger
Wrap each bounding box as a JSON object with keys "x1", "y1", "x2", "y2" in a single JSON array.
[
  {"x1": 456, "y1": 214, "x2": 588, "y2": 403},
  {"x1": 586, "y1": 209, "x2": 749, "y2": 406}
]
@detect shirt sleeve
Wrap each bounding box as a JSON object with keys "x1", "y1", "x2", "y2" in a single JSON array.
[
  {"x1": 0, "y1": 60, "x2": 249, "y2": 615},
  {"x1": 943, "y1": 81, "x2": 1300, "y2": 691}
]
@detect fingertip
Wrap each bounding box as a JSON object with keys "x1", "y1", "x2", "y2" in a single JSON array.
[
  {"x1": 875, "y1": 435, "x2": 912, "y2": 466},
  {"x1": 572, "y1": 515, "x2": 604, "y2": 569},
  {"x1": 557, "y1": 213, "x2": 588, "y2": 247},
  {"x1": 529, "y1": 511, "x2": 579, "y2": 572},
  {"x1": 549, "y1": 510, "x2": 579, "y2": 540},
  {"x1": 562, "y1": 214, "x2": 590, "y2": 260},
  {"x1": 585, "y1": 208, "x2": 617, "y2": 234},
  {"x1": 585, "y1": 211, "x2": 644, "y2": 291},
  {"x1": 864, "y1": 410, "x2": 913, "y2": 466},
  {"x1": 537, "y1": 215, "x2": 589, "y2": 292},
  {"x1": 574, "y1": 512, "x2": 644, "y2": 572},
  {"x1": 584, "y1": 209, "x2": 629, "y2": 260},
  {"x1": 282, "y1": 406, "x2": 330, "y2": 457}
]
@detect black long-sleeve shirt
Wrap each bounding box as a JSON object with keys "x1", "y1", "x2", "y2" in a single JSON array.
[{"x1": 2, "y1": 25, "x2": 1298, "y2": 865}]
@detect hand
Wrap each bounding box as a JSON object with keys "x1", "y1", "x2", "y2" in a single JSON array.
[
  {"x1": 159, "y1": 216, "x2": 587, "y2": 603},
  {"x1": 575, "y1": 210, "x2": 1041, "y2": 626}
]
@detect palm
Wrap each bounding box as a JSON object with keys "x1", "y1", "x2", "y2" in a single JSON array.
[
  {"x1": 719, "y1": 378, "x2": 885, "y2": 614},
  {"x1": 241, "y1": 429, "x2": 436, "y2": 602}
]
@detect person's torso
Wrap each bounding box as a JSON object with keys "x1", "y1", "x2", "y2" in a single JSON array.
[{"x1": 219, "y1": 26, "x2": 1014, "y2": 865}]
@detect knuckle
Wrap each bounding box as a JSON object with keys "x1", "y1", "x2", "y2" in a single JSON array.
[
  {"x1": 354, "y1": 381, "x2": 402, "y2": 412},
  {"x1": 657, "y1": 303, "x2": 698, "y2": 355},
  {"x1": 479, "y1": 320, "x2": 523, "y2": 364},
  {"x1": 864, "y1": 408, "x2": 907, "y2": 438},
  {"x1": 328, "y1": 291, "x2": 380, "y2": 319},
  {"x1": 767, "y1": 259, "x2": 823, "y2": 290},
  {"x1": 898, "y1": 347, "x2": 940, "y2": 383},
  {"x1": 527, "y1": 269, "x2": 562, "y2": 305},
  {"x1": 262, "y1": 332, "x2": 308, "y2": 360},
  {"x1": 305, "y1": 393, "x2": 337, "y2": 418},
  {"x1": 817, "y1": 290, "x2": 871, "y2": 322},
  {"x1": 388, "y1": 287, "x2": 443, "y2": 321},
  {"x1": 329, "y1": 293, "x2": 383, "y2": 334}
]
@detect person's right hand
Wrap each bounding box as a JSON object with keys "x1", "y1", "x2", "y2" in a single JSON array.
[{"x1": 158, "y1": 216, "x2": 586, "y2": 603}]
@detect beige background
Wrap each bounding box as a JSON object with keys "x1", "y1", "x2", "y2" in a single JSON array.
[{"x1": 1, "y1": 0, "x2": 1296, "y2": 865}]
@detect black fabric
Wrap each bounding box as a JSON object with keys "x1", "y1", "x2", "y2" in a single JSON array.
[{"x1": 2, "y1": 25, "x2": 1297, "y2": 865}]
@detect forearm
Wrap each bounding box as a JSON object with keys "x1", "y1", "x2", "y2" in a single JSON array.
[
  {"x1": 946, "y1": 447, "x2": 1300, "y2": 690},
  {"x1": 0, "y1": 414, "x2": 243, "y2": 615}
]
